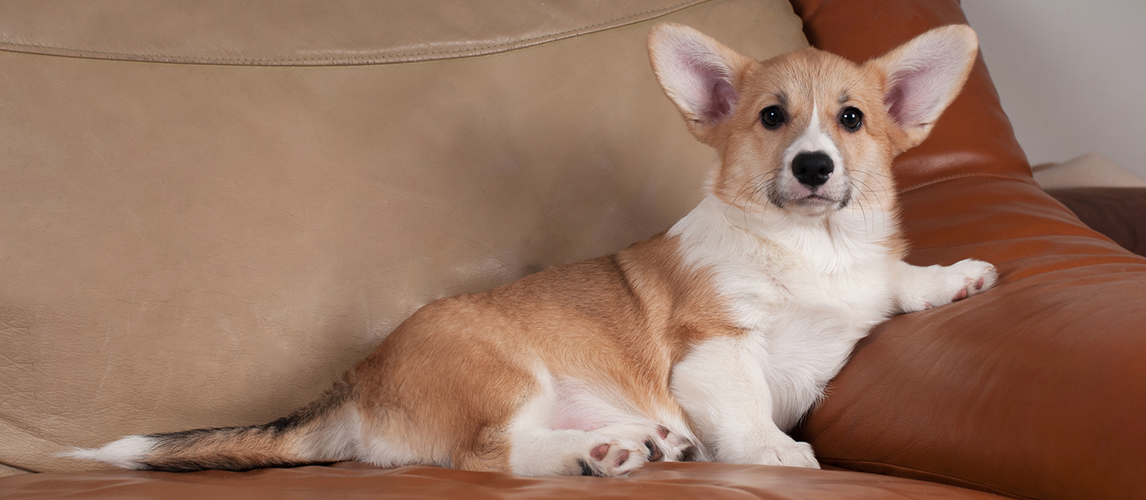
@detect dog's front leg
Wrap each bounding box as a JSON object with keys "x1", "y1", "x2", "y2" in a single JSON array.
[
  {"x1": 670, "y1": 336, "x2": 820, "y2": 468},
  {"x1": 891, "y1": 259, "x2": 998, "y2": 313}
]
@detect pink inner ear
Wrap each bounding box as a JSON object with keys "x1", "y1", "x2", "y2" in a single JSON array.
[
  {"x1": 885, "y1": 82, "x2": 908, "y2": 124},
  {"x1": 885, "y1": 64, "x2": 945, "y2": 128},
  {"x1": 882, "y1": 39, "x2": 973, "y2": 129},
  {"x1": 708, "y1": 78, "x2": 737, "y2": 122},
  {"x1": 670, "y1": 38, "x2": 738, "y2": 124}
]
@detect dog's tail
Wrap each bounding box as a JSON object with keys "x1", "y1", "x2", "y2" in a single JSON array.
[{"x1": 64, "y1": 377, "x2": 361, "y2": 472}]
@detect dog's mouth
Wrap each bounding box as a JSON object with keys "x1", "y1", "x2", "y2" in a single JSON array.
[
  {"x1": 768, "y1": 188, "x2": 851, "y2": 211},
  {"x1": 795, "y1": 194, "x2": 835, "y2": 204}
]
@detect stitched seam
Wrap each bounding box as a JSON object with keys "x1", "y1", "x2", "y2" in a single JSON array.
[
  {"x1": 822, "y1": 458, "x2": 1033, "y2": 499},
  {"x1": 0, "y1": 0, "x2": 708, "y2": 66},
  {"x1": 898, "y1": 172, "x2": 1035, "y2": 194},
  {"x1": 0, "y1": 460, "x2": 34, "y2": 475}
]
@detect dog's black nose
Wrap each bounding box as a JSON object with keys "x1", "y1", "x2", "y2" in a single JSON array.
[{"x1": 792, "y1": 152, "x2": 834, "y2": 187}]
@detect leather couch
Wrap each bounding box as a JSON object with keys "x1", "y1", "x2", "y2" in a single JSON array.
[
  {"x1": 1046, "y1": 187, "x2": 1146, "y2": 258},
  {"x1": 2, "y1": 0, "x2": 1144, "y2": 498}
]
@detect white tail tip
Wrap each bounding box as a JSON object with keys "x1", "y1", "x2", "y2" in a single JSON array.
[{"x1": 59, "y1": 435, "x2": 157, "y2": 469}]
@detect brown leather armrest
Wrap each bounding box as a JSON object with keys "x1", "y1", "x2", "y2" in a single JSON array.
[
  {"x1": 1046, "y1": 187, "x2": 1146, "y2": 257},
  {"x1": 789, "y1": 1, "x2": 1146, "y2": 499}
]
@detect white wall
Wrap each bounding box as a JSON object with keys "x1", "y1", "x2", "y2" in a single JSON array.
[{"x1": 961, "y1": 0, "x2": 1146, "y2": 177}]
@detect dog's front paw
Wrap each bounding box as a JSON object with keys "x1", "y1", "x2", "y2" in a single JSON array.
[
  {"x1": 579, "y1": 438, "x2": 648, "y2": 477},
  {"x1": 936, "y1": 259, "x2": 997, "y2": 306},
  {"x1": 756, "y1": 440, "x2": 819, "y2": 469},
  {"x1": 898, "y1": 259, "x2": 997, "y2": 313}
]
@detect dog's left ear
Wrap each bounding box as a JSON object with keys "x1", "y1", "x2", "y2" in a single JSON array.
[{"x1": 867, "y1": 25, "x2": 979, "y2": 153}]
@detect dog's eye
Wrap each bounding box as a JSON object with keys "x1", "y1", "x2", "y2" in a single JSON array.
[
  {"x1": 839, "y1": 107, "x2": 863, "y2": 132},
  {"x1": 760, "y1": 106, "x2": 786, "y2": 130}
]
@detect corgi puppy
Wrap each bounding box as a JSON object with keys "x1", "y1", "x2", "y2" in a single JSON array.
[{"x1": 67, "y1": 23, "x2": 995, "y2": 477}]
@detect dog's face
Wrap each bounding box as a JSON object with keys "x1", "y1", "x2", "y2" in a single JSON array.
[
  {"x1": 717, "y1": 51, "x2": 893, "y2": 218},
  {"x1": 648, "y1": 25, "x2": 978, "y2": 219}
]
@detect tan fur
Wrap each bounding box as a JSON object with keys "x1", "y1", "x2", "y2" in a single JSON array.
[{"x1": 350, "y1": 234, "x2": 729, "y2": 471}]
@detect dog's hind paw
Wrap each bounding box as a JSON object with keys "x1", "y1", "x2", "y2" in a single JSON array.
[{"x1": 579, "y1": 438, "x2": 647, "y2": 477}]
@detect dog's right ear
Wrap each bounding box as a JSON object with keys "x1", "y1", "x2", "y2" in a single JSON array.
[
  {"x1": 867, "y1": 25, "x2": 979, "y2": 153},
  {"x1": 648, "y1": 24, "x2": 753, "y2": 146}
]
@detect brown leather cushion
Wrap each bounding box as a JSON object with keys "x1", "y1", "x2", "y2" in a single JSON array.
[
  {"x1": 0, "y1": 0, "x2": 809, "y2": 476},
  {"x1": 791, "y1": 1, "x2": 1146, "y2": 498},
  {"x1": 0, "y1": 462, "x2": 1007, "y2": 499},
  {"x1": 1047, "y1": 187, "x2": 1146, "y2": 257}
]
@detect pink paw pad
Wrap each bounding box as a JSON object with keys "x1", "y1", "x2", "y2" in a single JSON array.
[
  {"x1": 953, "y1": 276, "x2": 987, "y2": 302},
  {"x1": 582, "y1": 441, "x2": 642, "y2": 477},
  {"x1": 590, "y1": 444, "x2": 609, "y2": 461},
  {"x1": 614, "y1": 449, "x2": 629, "y2": 468},
  {"x1": 643, "y1": 425, "x2": 672, "y2": 462}
]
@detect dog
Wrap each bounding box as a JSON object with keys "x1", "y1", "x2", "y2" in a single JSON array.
[{"x1": 67, "y1": 23, "x2": 995, "y2": 477}]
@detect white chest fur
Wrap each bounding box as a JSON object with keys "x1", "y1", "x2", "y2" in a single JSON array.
[{"x1": 669, "y1": 195, "x2": 899, "y2": 431}]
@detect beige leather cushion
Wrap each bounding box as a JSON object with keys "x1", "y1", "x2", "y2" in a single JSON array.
[
  {"x1": 1032, "y1": 152, "x2": 1146, "y2": 189},
  {"x1": 0, "y1": 0, "x2": 808, "y2": 474},
  {"x1": 3, "y1": 0, "x2": 725, "y2": 65}
]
